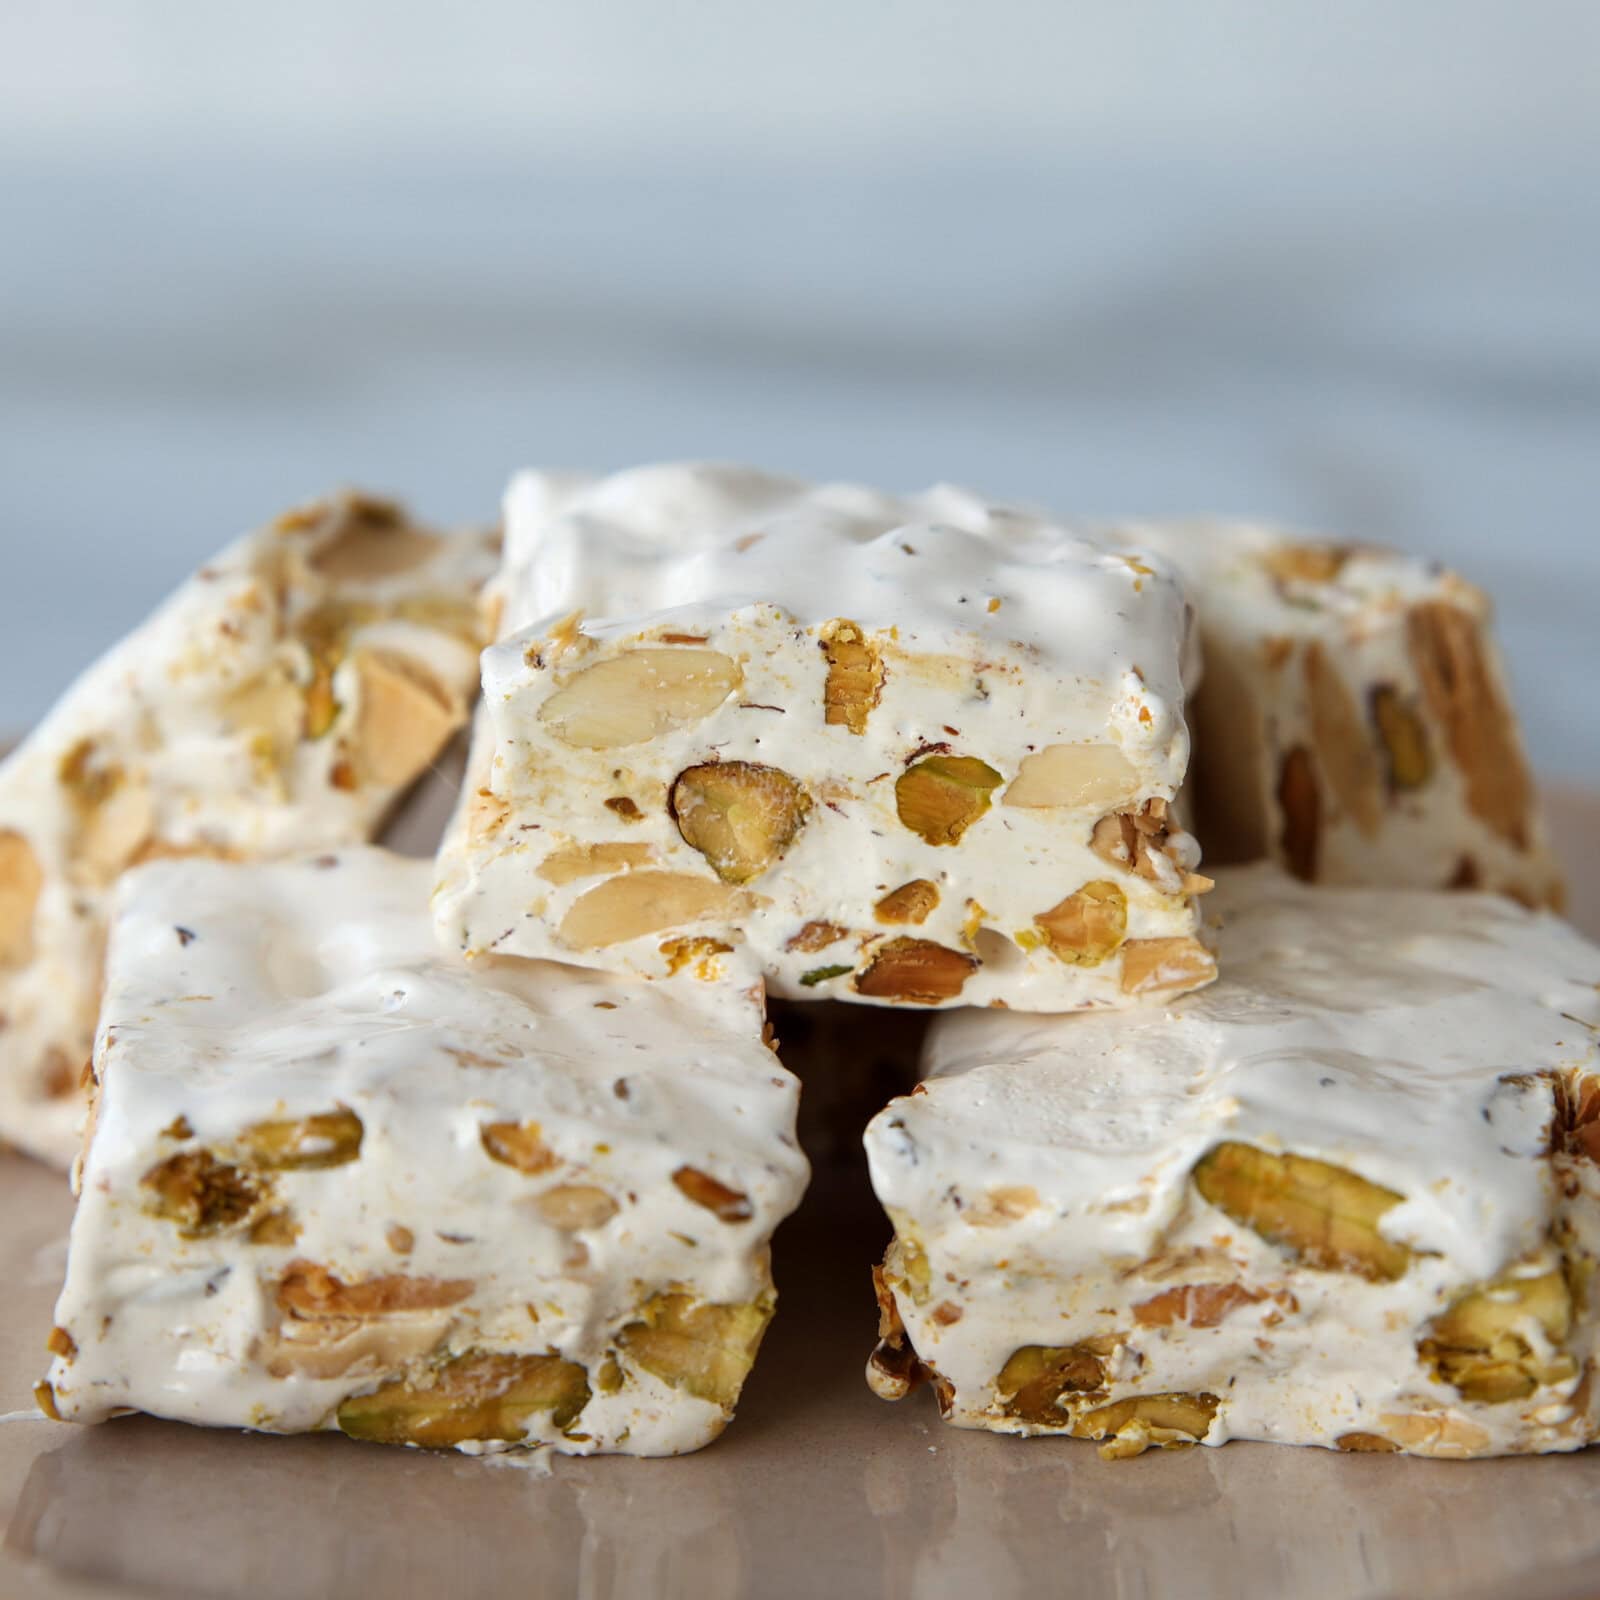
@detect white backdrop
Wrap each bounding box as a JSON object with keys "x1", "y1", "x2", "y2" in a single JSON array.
[{"x1": 1, "y1": 1, "x2": 1597, "y2": 775}]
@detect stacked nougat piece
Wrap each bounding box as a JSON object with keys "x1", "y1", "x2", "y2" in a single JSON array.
[
  {"x1": 868, "y1": 517, "x2": 1594, "y2": 1460},
  {"x1": 28, "y1": 486, "x2": 808, "y2": 1459}
]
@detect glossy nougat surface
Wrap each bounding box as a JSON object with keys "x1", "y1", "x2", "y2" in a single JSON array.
[
  {"x1": 866, "y1": 866, "x2": 1600, "y2": 1459},
  {"x1": 437, "y1": 464, "x2": 1214, "y2": 1012},
  {"x1": 0, "y1": 493, "x2": 496, "y2": 1166},
  {"x1": 43, "y1": 849, "x2": 806, "y2": 1456}
]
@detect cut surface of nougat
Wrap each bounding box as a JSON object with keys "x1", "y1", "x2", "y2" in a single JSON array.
[
  {"x1": 865, "y1": 865, "x2": 1600, "y2": 1459},
  {"x1": 0, "y1": 493, "x2": 496, "y2": 1168},
  {"x1": 436, "y1": 464, "x2": 1213, "y2": 1011},
  {"x1": 41, "y1": 848, "x2": 806, "y2": 1456},
  {"x1": 1118, "y1": 521, "x2": 1562, "y2": 909}
]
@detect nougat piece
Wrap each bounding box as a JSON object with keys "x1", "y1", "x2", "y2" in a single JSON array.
[
  {"x1": 436, "y1": 463, "x2": 1213, "y2": 1011},
  {"x1": 41, "y1": 848, "x2": 805, "y2": 1456},
  {"x1": 865, "y1": 866, "x2": 1600, "y2": 1459},
  {"x1": 0, "y1": 492, "x2": 497, "y2": 1168},
  {"x1": 1119, "y1": 521, "x2": 1562, "y2": 909}
]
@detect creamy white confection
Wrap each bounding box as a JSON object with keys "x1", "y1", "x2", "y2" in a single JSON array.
[
  {"x1": 865, "y1": 865, "x2": 1600, "y2": 1459},
  {"x1": 1117, "y1": 520, "x2": 1562, "y2": 909},
  {"x1": 42, "y1": 848, "x2": 806, "y2": 1457},
  {"x1": 0, "y1": 493, "x2": 497, "y2": 1169},
  {"x1": 437, "y1": 463, "x2": 1214, "y2": 1012}
]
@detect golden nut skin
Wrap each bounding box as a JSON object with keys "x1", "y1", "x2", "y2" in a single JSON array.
[
  {"x1": 1192, "y1": 1141, "x2": 1412, "y2": 1281},
  {"x1": 894, "y1": 755, "x2": 1002, "y2": 847},
  {"x1": 670, "y1": 761, "x2": 809, "y2": 884},
  {"x1": 617, "y1": 1293, "x2": 773, "y2": 1410}
]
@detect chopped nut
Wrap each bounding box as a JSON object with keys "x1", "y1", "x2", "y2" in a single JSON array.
[
  {"x1": 1087, "y1": 799, "x2": 1202, "y2": 895},
  {"x1": 964, "y1": 1186, "x2": 1040, "y2": 1227},
  {"x1": 1120, "y1": 937, "x2": 1216, "y2": 996},
  {"x1": 1558, "y1": 1073, "x2": 1600, "y2": 1164},
  {"x1": 1377, "y1": 1410, "x2": 1491, "y2": 1457},
  {"x1": 1003, "y1": 744, "x2": 1140, "y2": 809},
  {"x1": 1370, "y1": 685, "x2": 1433, "y2": 792},
  {"x1": 46, "y1": 1326, "x2": 76, "y2": 1360},
  {"x1": 58, "y1": 739, "x2": 153, "y2": 881},
  {"x1": 787, "y1": 919, "x2": 849, "y2": 953},
  {"x1": 1276, "y1": 746, "x2": 1320, "y2": 880},
  {"x1": 671, "y1": 761, "x2": 809, "y2": 883},
  {"x1": 249, "y1": 1209, "x2": 300, "y2": 1246},
  {"x1": 672, "y1": 1166, "x2": 754, "y2": 1222},
  {"x1": 994, "y1": 1343, "x2": 1111, "y2": 1425},
  {"x1": 142, "y1": 1149, "x2": 264, "y2": 1235},
  {"x1": 350, "y1": 650, "x2": 459, "y2": 788},
  {"x1": 819, "y1": 619, "x2": 884, "y2": 734},
  {"x1": 307, "y1": 513, "x2": 440, "y2": 580},
  {"x1": 480, "y1": 1120, "x2": 559, "y2": 1174},
  {"x1": 1304, "y1": 643, "x2": 1382, "y2": 836},
  {"x1": 224, "y1": 668, "x2": 306, "y2": 776},
  {"x1": 537, "y1": 840, "x2": 653, "y2": 886},
  {"x1": 799, "y1": 963, "x2": 853, "y2": 987},
  {"x1": 604, "y1": 796, "x2": 643, "y2": 822},
  {"x1": 240, "y1": 1109, "x2": 364, "y2": 1171},
  {"x1": 539, "y1": 648, "x2": 741, "y2": 749},
  {"x1": 1261, "y1": 542, "x2": 1351, "y2": 584},
  {"x1": 1336, "y1": 1432, "x2": 1400, "y2": 1453},
  {"x1": 33, "y1": 1381, "x2": 61, "y2": 1422},
  {"x1": 1080, "y1": 1392, "x2": 1220, "y2": 1458},
  {"x1": 874, "y1": 879, "x2": 940, "y2": 925},
  {"x1": 1133, "y1": 1283, "x2": 1263, "y2": 1329},
  {"x1": 1193, "y1": 1141, "x2": 1411, "y2": 1281},
  {"x1": 659, "y1": 935, "x2": 733, "y2": 977},
  {"x1": 386, "y1": 1224, "x2": 415, "y2": 1254},
  {"x1": 536, "y1": 1184, "x2": 619, "y2": 1230},
  {"x1": 1407, "y1": 601, "x2": 1533, "y2": 847},
  {"x1": 0, "y1": 830, "x2": 43, "y2": 969},
  {"x1": 558, "y1": 871, "x2": 749, "y2": 948},
  {"x1": 336, "y1": 1350, "x2": 590, "y2": 1446},
  {"x1": 617, "y1": 1292, "x2": 773, "y2": 1410},
  {"x1": 855, "y1": 937, "x2": 977, "y2": 1004},
  {"x1": 1034, "y1": 880, "x2": 1127, "y2": 966},
  {"x1": 1419, "y1": 1266, "x2": 1575, "y2": 1403},
  {"x1": 895, "y1": 756, "x2": 1002, "y2": 846},
  {"x1": 277, "y1": 1261, "x2": 473, "y2": 1317}
]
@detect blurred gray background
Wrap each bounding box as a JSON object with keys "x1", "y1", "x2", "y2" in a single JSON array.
[{"x1": 2, "y1": 1, "x2": 1596, "y2": 775}]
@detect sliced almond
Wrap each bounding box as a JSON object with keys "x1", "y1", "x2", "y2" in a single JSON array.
[
  {"x1": 1003, "y1": 744, "x2": 1140, "y2": 810},
  {"x1": 308, "y1": 516, "x2": 440, "y2": 581},
  {"x1": 350, "y1": 650, "x2": 460, "y2": 788},
  {"x1": 0, "y1": 830, "x2": 43, "y2": 969},
  {"x1": 537, "y1": 840, "x2": 654, "y2": 886},
  {"x1": 276, "y1": 1261, "x2": 473, "y2": 1317},
  {"x1": 1407, "y1": 601, "x2": 1533, "y2": 847},
  {"x1": 558, "y1": 870, "x2": 747, "y2": 948},
  {"x1": 1304, "y1": 643, "x2": 1381, "y2": 836},
  {"x1": 1120, "y1": 936, "x2": 1216, "y2": 996},
  {"x1": 538, "y1": 649, "x2": 740, "y2": 750},
  {"x1": 536, "y1": 1184, "x2": 619, "y2": 1230}
]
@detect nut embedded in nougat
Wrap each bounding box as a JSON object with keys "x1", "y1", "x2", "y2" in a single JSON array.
[
  {"x1": 617, "y1": 1292, "x2": 773, "y2": 1411},
  {"x1": 855, "y1": 937, "x2": 978, "y2": 1004},
  {"x1": 994, "y1": 1343, "x2": 1111, "y2": 1425},
  {"x1": 1002, "y1": 744, "x2": 1141, "y2": 810},
  {"x1": 1277, "y1": 745, "x2": 1320, "y2": 881},
  {"x1": 1032, "y1": 880, "x2": 1127, "y2": 966},
  {"x1": 335, "y1": 1349, "x2": 591, "y2": 1446},
  {"x1": 1192, "y1": 1141, "x2": 1411, "y2": 1282},
  {"x1": 895, "y1": 755, "x2": 1002, "y2": 847},
  {"x1": 142, "y1": 1149, "x2": 265, "y2": 1236},
  {"x1": 557, "y1": 871, "x2": 749, "y2": 949},
  {"x1": 819, "y1": 619, "x2": 884, "y2": 735},
  {"x1": 350, "y1": 650, "x2": 459, "y2": 788},
  {"x1": 538, "y1": 648, "x2": 742, "y2": 750},
  {"x1": 1079, "y1": 1391, "x2": 1220, "y2": 1459},
  {"x1": 670, "y1": 761, "x2": 809, "y2": 884},
  {"x1": 0, "y1": 829, "x2": 43, "y2": 968},
  {"x1": 672, "y1": 1166, "x2": 755, "y2": 1223},
  {"x1": 874, "y1": 879, "x2": 940, "y2": 926},
  {"x1": 239, "y1": 1109, "x2": 364, "y2": 1171},
  {"x1": 1370, "y1": 685, "x2": 1433, "y2": 793},
  {"x1": 1419, "y1": 1266, "x2": 1576, "y2": 1403},
  {"x1": 1303, "y1": 643, "x2": 1381, "y2": 837}
]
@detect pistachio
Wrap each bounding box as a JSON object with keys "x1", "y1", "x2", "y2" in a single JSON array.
[
  {"x1": 480, "y1": 1120, "x2": 559, "y2": 1175},
  {"x1": 1369, "y1": 684, "x2": 1433, "y2": 792},
  {"x1": 671, "y1": 761, "x2": 809, "y2": 883},
  {"x1": 239, "y1": 1109, "x2": 364, "y2": 1171},
  {"x1": 142, "y1": 1149, "x2": 264, "y2": 1236},
  {"x1": 617, "y1": 1292, "x2": 773, "y2": 1410},
  {"x1": 1193, "y1": 1141, "x2": 1410, "y2": 1281},
  {"x1": 895, "y1": 755, "x2": 1002, "y2": 846},
  {"x1": 1080, "y1": 1392, "x2": 1220, "y2": 1459},
  {"x1": 1419, "y1": 1266, "x2": 1575, "y2": 1403},
  {"x1": 336, "y1": 1349, "x2": 591, "y2": 1446},
  {"x1": 994, "y1": 1343, "x2": 1110, "y2": 1425}
]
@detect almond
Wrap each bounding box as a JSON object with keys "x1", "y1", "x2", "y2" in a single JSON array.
[{"x1": 538, "y1": 648, "x2": 740, "y2": 750}]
